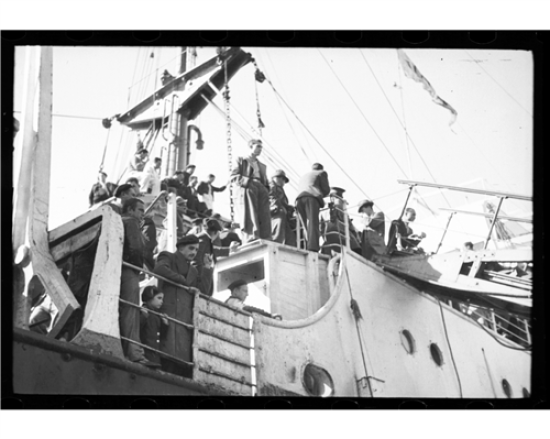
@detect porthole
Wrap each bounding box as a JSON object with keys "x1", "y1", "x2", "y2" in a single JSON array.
[
  {"x1": 522, "y1": 388, "x2": 530, "y2": 398},
  {"x1": 502, "y1": 379, "x2": 512, "y2": 398},
  {"x1": 302, "y1": 363, "x2": 334, "y2": 397},
  {"x1": 400, "y1": 330, "x2": 416, "y2": 354},
  {"x1": 429, "y1": 343, "x2": 443, "y2": 367}
]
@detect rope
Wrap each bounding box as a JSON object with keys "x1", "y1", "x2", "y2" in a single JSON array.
[
  {"x1": 98, "y1": 125, "x2": 111, "y2": 172},
  {"x1": 437, "y1": 300, "x2": 464, "y2": 397}
]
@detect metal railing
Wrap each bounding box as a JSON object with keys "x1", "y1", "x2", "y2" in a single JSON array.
[{"x1": 469, "y1": 307, "x2": 531, "y2": 346}]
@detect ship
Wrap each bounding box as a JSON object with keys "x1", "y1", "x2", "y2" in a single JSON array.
[{"x1": 10, "y1": 44, "x2": 534, "y2": 399}]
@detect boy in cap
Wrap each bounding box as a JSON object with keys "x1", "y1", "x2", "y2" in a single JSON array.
[
  {"x1": 140, "y1": 286, "x2": 169, "y2": 364},
  {"x1": 225, "y1": 279, "x2": 249, "y2": 310},
  {"x1": 230, "y1": 139, "x2": 272, "y2": 243},
  {"x1": 154, "y1": 234, "x2": 212, "y2": 375}
]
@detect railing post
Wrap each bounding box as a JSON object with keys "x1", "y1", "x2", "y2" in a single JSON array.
[
  {"x1": 483, "y1": 196, "x2": 505, "y2": 250},
  {"x1": 436, "y1": 211, "x2": 455, "y2": 254},
  {"x1": 166, "y1": 192, "x2": 177, "y2": 252}
]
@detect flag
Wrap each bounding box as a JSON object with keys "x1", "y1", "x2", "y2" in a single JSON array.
[{"x1": 397, "y1": 49, "x2": 458, "y2": 126}]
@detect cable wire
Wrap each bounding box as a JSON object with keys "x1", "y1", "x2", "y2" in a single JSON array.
[{"x1": 437, "y1": 300, "x2": 464, "y2": 397}]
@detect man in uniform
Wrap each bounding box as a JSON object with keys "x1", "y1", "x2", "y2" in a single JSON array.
[
  {"x1": 269, "y1": 169, "x2": 295, "y2": 245},
  {"x1": 357, "y1": 199, "x2": 387, "y2": 260},
  {"x1": 230, "y1": 139, "x2": 272, "y2": 243},
  {"x1": 154, "y1": 234, "x2": 212, "y2": 376},
  {"x1": 295, "y1": 163, "x2": 331, "y2": 252},
  {"x1": 119, "y1": 197, "x2": 159, "y2": 367}
]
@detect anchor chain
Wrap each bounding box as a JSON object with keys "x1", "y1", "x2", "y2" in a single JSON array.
[{"x1": 223, "y1": 62, "x2": 235, "y2": 221}]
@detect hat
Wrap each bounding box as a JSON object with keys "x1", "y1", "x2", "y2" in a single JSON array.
[
  {"x1": 206, "y1": 219, "x2": 222, "y2": 232},
  {"x1": 228, "y1": 279, "x2": 247, "y2": 291},
  {"x1": 176, "y1": 234, "x2": 199, "y2": 248},
  {"x1": 141, "y1": 286, "x2": 161, "y2": 303},
  {"x1": 191, "y1": 217, "x2": 204, "y2": 226},
  {"x1": 272, "y1": 169, "x2": 289, "y2": 183},
  {"x1": 248, "y1": 138, "x2": 263, "y2": 147},
  {"x1": 136, "y1": 148, "x2": 148, "y2": 155},
  {"x1": 357, "y1": 199, "x2": 374, "y2": 212},
  {"x1": 175, "y1": 170, "x2": 184, "y2": 175},
  {"x1": 312, "y1": 163, "x2": 324, "y2": 170},
  {"x1": 114, "y1": 183, "x2": 132, "y2": 197},
  {"x1": 330, "y1": 187, "x2": 346, "y2": 198}
]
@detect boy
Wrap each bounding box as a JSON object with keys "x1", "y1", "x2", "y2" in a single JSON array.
[{"x1": 140, "y1": 286, "x2": 169, "y2": 364}]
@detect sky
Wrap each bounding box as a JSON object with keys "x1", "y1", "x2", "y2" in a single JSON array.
[{"x1": 13, "y1": 45, "x2": 533, "y2": 253}]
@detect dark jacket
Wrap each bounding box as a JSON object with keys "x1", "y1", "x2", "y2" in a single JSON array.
[
  {"x1": 141, "y1": 216, "x2": 157, "y2": 270},
  {"x1": 230, "y1": 156, "x2": 269, "y2": 188},
  {"x1": 295, "y1": 170, "x2": 330, "y2": 208},
  {"x1": 193, "y1": 231, "x2": 216, "y2": 296},
  {"x1": 269, "y1": 182, "x2": 290, "y2": 216},
  {"x1": 140, "y1": 305, "x2": 168, "y2": 363},
  {"x1": 121, "y1": 214, "x2": 144, "y2": 269},
  {"x1": 197, "y1": 181, "x2": 226, "y2": 197},
  {"x1": 89, "y1": 181, "x2": 116, "y2": 206}
]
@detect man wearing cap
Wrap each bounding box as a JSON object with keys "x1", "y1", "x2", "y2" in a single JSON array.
[
  {"x1": 225, "y1": 280, "x2": 248, "y2": 310},
  {"x1": 154, "y1": 234, "x2": 212, "y2": 375},
  {"x1": 295, "y1": 163, "x2": 331, "y2": 252},
  {"x1": 88, "y1": 171, "x2": 117, "y2": 207},
  {"x1": 107, "y1": 183, "x2": 134, "y2": 215},
  {"x1": 320, "y1": 187, "x2": 361, "y2": 255},
  {"x1": 119, "y1": 197, "x2": 159, "y2": 368},
  {"x1": 357, "y1": 199, "x2": 387, "y2": 260},
  {"x1": 230, "y1": 139, "x2": 272, "y2": 243},
  {"x1": 193, "y1": 219, "x2": 222, "y2": 296},
  {"x1": 269, "y1": 169, "x2": 295, "y2": 245}
]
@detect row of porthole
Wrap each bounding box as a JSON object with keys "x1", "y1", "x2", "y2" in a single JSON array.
[{"x1": 399, "y1": 329, "x2": 530, "y2": 398}]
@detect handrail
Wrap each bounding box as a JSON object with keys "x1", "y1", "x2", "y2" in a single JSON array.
[
  {"x1": 398, "y1": 179, "x2": 532, "y2": 202},
  {"x1": 119, "y1": 298, "x2": 194, "y2": 330},
  {"x1": 144, "y1": 190, "x2": 167, "y2": 215},
  {"x1": 121, "y1": 261, "x2": 252, "y2": 317},
  {"x1": 120, "y1": 336, "x2": 194, "y2": 367},
  {"x1": 439, "y1": 207, "x2": 532, "y2": 224}
]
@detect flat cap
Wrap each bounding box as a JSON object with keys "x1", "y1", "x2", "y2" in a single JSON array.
[
  {"x1": 114, "y1": 183, "x2": 132, "y2": 197},
  {"x1": 228, "y1": 279, "x2": 247, "y2": 291},
  {"x1": 176, "y1": 234, "x2": 199, "y2": 248},
  {"x1": 330, "y1": 186, "x2": 346, "y2": 198},
  {"x1": 141, "y1": 286, "x2": 161, "y2": 303}
]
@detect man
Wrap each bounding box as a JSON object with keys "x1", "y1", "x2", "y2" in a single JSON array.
[
  {"x1": 109, "y1": 183, "x2": 134, "y2": 215},
  {"x1": 141, "y1": 210, "x2": 157, "y2": 271},
  {"x1": 320, "y1": 187, "x2": 361, "y2": 255},
  {"x1": 185, "y1": 175, "x2": 207, "y2": 217},
  {"x1": 182, "y1": 164, "x2": 196, "y2": 187},
  {"x1": 88, "y1": 171, "x2": 116, "y2": 207},
  {"x1": 357, "y1": 199, "x2": 387, "y2": 260},
  {"x1": 395, "y1": 208, "x2": 426, "y2": 251},
  {"x1": 193, "y1": 219, "x2": 222, "y2": 296},
  {"x1": 230, "y1": 139, "x2": 272, "y2": 243},
  {"x1": 140, "y1": 156, "x2": 162, "y2": 195},
  {"x1": 295, "y1": 163, "x2": 331, "y2": 251},
  {"x1": 126, "y1": 177, "x2": 141, "y2": 197},
  {"x1": 269, "y1": 169, "x2": 295, "y2": 246},
  {"x1": 129, "y1": 148, "x2": 149, "y2": 173},
  {"x1": 154, "y1": 234, "x2": 212, "y2": 376},
  {"x1": 162, "y1": 170, "x2": 187, "y2": 199},
  {"x1": 119, "y1": 197, "x2": 159, "y2": 368},
  {"x1": 225, "y1": 279, "x2": 248, "y2": 310},
  {"x1": 197, "y1": 174, "x2": 227, "y2": 211}
]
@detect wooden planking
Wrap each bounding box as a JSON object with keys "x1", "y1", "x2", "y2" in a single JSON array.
[
  {"x1": 197, "y1": 332, "x2": 251, "y2": 365},
  {"x1": 197, "y1": 297, "x2": 250, "y2": 329},
  {"x1": 197, "y1": 350, "x2": 252, "y2": 384},
  {"x1": 194, "y1": 369, "x2": 253, "y2": 395},
  {"x1": 50, "y1": 222, "x2": 102, "y2": 262},
  {"x1": 198, "y1": 315, "x2": 251, "y2": 346}
]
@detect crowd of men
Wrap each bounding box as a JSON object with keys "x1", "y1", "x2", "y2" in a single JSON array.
[{"x1": 84, "y1": 138, "x2": 427, "y2": 373}]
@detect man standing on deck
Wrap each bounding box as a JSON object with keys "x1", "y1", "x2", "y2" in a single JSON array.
[
  {"x1": 357, "y1": 199, "x2": 387, "y2": 260},
  {"x1": 197, "y1": 174, "x2": 227, "y2": 212},
  {"x1": 154, "y1": 235, "x2": 212, "y2": 376},
  {"x1": 193, "y1": 219, "x2": 222, "y2": 296},
  {"x1": 119, "y1": 197, "x2": 159, "y2": 368},
  {"x1": 269, "y1": 169, "x2": 295, "y2": 246},
  {"x1": 230, "y1": 139, "x2": 272, "y2": 243},
  {"x1": 295, "y1": 163, "x2": 331, "y2": 252}
]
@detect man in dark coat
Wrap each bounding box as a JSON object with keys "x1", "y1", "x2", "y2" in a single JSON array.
[
  {"x1": 120, "y1": 197, "x2": 159, "y2": 367},
  {"x1": 141, "y1": 213, "x2": 157, "y2": 271},
  {"x1": 295, "y1": 163, "x2": 331, "y2": 251},
  {"x1": 88, "y1": 171, "x2": 117, "y2": 207},
  {"x1": 269, "y1": 169, "x2": 295, "y2": 246},
  {"x1": 193, "y1": 219, "x2": 222, "y2": 296},
  {"x1": 356, "y1": 199, "x2": 387, "y2": 260},
  {"x1": 153, "y1": 234, "x2": 212, "y2": 376},
  {"x1": 230, "y1": 139, "x2": 272, "y2": 243}
]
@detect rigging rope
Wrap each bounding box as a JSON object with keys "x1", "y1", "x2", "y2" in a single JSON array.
[
  {"x1": 252, "y1": 58, "x2": 266, "y2": 135},
  {"x1": 358, "y1": 49, "x2": 452, "y2": 209}
]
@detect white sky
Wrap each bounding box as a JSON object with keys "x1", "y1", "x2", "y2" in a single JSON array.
[{"x1": 13, "y1": 45, "x2": 533, "y2": 252}]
